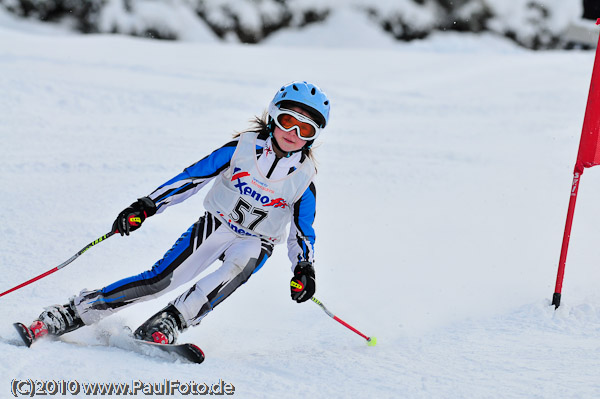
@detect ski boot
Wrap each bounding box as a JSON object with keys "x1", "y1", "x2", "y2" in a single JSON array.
[
  {"x1": 134, "y1": 304, "x2": 186, "y2": 345},
  {"x1": 14, "y1": 299, "x2": 84, "y2": 347}
]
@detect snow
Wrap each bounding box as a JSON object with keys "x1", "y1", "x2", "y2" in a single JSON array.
[
  {"x1": 484, "y1": 0, "x2": 583, "y2": 48},
  {"x1": 262, "y1": 8, "x2": 399, "y2": 49},
  {"x1": 0, "y1": 6, "x2": 74, "y2": 36},
  {"x1": 0, "y1": 0, "x2": 587, "y2": 48},
  {"x1": 2, "y1": 12, "x2": 600, "y2": 399},
  {"x1": 97, "y1": 0, "x2": 219, "y2": 42}
]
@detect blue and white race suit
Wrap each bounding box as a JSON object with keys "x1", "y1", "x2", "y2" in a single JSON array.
[{"x1": 73, "y1": 133, "x2": 317, "y2": 327}]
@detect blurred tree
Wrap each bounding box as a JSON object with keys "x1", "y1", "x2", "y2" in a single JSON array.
[
  {"x1": 0, "y1": 0, "x2": 587, "y2": 49},
  {"x1": 193, "y1": 0, "x2": 328, "y2": 43},
  {"x1": 1, "y1": 0, "x2": 102, "y2": 32},
  {"x1": 583, "y1": 0, "x2": 600, "y2": 20}
]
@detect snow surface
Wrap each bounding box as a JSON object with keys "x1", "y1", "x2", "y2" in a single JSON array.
[{"x1": 2, "y1": 13, "x2": 600, "y2": 399}]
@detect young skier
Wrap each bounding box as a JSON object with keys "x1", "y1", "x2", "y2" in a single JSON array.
[{"x1": 21, "y1": 81, "x2": 330, "y2": 346}]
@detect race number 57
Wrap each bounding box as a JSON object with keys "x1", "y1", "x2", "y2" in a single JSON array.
[{"x1": 229, "y1": 198, "x2": 268, "y2": 230}]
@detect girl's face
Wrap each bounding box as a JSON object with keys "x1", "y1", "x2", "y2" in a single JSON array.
[{"x1": 272, "y1": 106, "x2": 314, "y2": 154}]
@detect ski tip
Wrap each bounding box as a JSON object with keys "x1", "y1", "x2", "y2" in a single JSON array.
[
  {"x1": 132, "y1": 339, "x2": 206, "y2": 364},
  {"x1": 187, "y1": 343, "x2": 206, "y2": 364},
  {"x1": 13, "y1": 323, "x2": 34, "y2": 348},
  {"x1": 366, "y1": 336, "x2": 377, "y2": 347}
]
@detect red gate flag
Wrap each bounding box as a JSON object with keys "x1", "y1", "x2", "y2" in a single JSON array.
[
  {"x1": 577, "y1": 23, "x2": 600, "y2": 170},
  {"x1": 552, "y1": 19, "x2": 600, "y2": 308}
]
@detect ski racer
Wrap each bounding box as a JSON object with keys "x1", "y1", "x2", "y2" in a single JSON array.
[{"x1": 21, "y1": 81, "x2": 330, "y2": 345}]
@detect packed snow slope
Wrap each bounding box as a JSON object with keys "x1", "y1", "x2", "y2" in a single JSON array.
[{"x1": 2, "y1": 18, "x2": 600, "y2": 399}]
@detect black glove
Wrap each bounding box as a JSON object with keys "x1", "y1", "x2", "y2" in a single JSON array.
[
  {"x1": 112, "y1": 197, "x2": 157, "y2": 236},
  {"x1": 290, "y1": 261, "x2": 316, "y2": 303}
]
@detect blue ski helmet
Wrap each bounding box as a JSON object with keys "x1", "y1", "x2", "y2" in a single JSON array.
[{"x1": 270, "y1": 81, "x2": 330, "y2": 128}]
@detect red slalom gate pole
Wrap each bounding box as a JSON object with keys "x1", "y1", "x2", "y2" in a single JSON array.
[
  {"x1": 0, "y1": 232, "x2": 115, "y2": 298},
  {"x1": 552, "y1": 166, "x2": 583, "y2": 308},
  {"x1": 552, "y1": 19, "x2": 600, "y2": 308}
]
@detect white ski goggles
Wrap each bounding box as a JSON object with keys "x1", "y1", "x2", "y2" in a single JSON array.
[{"x1": 268, "y1": 103, "x2": 322, "y2": 140}]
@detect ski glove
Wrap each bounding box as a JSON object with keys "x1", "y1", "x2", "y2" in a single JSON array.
[
  {"x1": 290, "y1": 261, "x2": 316, "y2": 303},
  {"x1": 112, "y1": 197, "x2": 157, "y2": 236}
]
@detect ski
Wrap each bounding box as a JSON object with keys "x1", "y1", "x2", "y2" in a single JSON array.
[
  {"x1": 127, "y1": 339, "x2": 205, "y2": 364},
  {"x1": 13, "y1": 322, "x2": 34, "y2": 347},
  {"x1": 13, "y1": 322, "x2": 205, "y2": 364}
]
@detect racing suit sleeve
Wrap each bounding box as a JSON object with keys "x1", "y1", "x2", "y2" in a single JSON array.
[
  {"x1": 148, "y1": 140, "x2": 238, "y2": 214},
  {"x1": 287, "y1": 181, "x2": 316, "y2": 270}
]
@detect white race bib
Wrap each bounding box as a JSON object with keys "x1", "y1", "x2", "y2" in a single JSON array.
[{"x1": 204, "y1": 133, "x2": 315, "y2": 243}]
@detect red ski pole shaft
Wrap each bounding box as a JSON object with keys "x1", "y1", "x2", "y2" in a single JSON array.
[
  {"x1": 0, "y1": 231, "x2": 115, "y2": 298},
  {"x1": 310, "y1": 296, "x2": 376, "y2": 345}
]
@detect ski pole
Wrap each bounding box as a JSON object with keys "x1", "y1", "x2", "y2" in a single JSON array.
[
  {"x1": 310, "y1": 296, "x2": 377, "y2": 346},
  {"x1": 0, "y1": 231, "x2": 115, "y2": 298}
]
